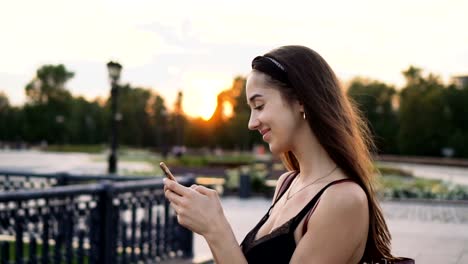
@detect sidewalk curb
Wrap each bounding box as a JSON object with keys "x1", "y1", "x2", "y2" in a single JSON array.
[{"x1": 383, "y1": 198, "x2": 468, "y2": 206}]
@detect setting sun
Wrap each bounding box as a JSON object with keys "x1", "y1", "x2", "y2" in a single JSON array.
[
  {"x1": 182, "y1": 72, "x2": 234, "y2": 120},
  {"x1": 222, "y1": 101, "x2": 234, "y2": 118}
]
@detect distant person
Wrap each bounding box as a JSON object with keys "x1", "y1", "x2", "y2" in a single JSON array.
[{"x1": 164, "y1": 45, "x2": 414, "y2": 263}]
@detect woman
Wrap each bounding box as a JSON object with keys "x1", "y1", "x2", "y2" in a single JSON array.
[{"x1": 164, "y1": 45, "x2": 413, "y2": 263}]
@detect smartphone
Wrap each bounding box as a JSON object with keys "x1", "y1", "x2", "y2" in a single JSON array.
[{"x1": 160, "y1": 162, "x2": 177, "y2": 182}]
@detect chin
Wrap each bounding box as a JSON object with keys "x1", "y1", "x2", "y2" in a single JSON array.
[{"x1": 268, "y1": 142, "x2": 286, "y2": 155}]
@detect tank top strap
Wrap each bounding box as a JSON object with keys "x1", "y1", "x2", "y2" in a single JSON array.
[
  {"x1": 247, "y1": 171, "x2": 299, "y2": 240},
  {"x1": 273, "y1": 171, "x2": 299, "y2": 204},
  {"x1": 290, "y1": 178, "x2": 356, "y2": 231}
]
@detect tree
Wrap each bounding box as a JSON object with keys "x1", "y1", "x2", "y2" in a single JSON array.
[
  {"x1": 25, "y1": 64, "x2": 74, "y2": 104},
  {"x1": 444, "y1": 85, "x2": 468, "y2": 157},
  {"x1": 398, "y1": 67, "x2": 450, "y2": 156},
  {"x1": 347, "y1": 78, "x2": 399, "y2": 154},
  {"x1": 67, "y1": 97, "x2": 107, "y2": 144},
  {"x1": 402, "y1": 66, "x2": 423, "y2": 87},
  {"x1": 22, "y1": 65, "x2": 75, "y2": 143},
  {"x1": 0, "y1": 92, "x2": 10, "y2": 141},
  {"x1": 112, "y1": 84, "x2": 153, "y2": 147},
  {"x1": 225, "y1": 77, "x2": 262, "y2": 150},
  {"x1": 152, "y1": 95, "x2": 169, "y2": 154},
  {"x1": 173, "y1": 91, "x2": 185, "y2": 149}
]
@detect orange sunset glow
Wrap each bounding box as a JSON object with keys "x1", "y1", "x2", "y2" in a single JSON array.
[{"x1": 182, "y1": 74, "x2": 234, "y2": 120}]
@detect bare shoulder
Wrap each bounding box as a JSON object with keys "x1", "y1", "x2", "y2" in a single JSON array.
[
  {"x1": 277, "y1": 171, "x2": 293, "y2": 187},
  {"x1": 290, "y1": 180, "x2": 369, "y2": 263},
  {"x1": 321, "y1": 180, "x2": 368, "y2": 209}
]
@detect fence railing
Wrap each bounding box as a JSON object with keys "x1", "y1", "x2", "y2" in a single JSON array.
[
  {"x1": 0, "y1": 170, "x2": 153, "y2": 191},
  {"x1": 0, "y1": 171, "x2": 194, "y2": 264}
]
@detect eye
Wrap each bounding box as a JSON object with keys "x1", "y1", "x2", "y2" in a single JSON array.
[{"x1": 253, "y1": 104, "x2": 264, "y2": 110}]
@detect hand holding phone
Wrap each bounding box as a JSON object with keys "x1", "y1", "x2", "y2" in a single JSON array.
[{"x1": 160, "y1": 162, "x2": 177, "y2": 182}]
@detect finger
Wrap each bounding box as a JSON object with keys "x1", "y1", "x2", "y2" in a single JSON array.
[
  {"x1": 164, "y1": 178, "x2": 191, "y2": 197},
  {"x1": 165, "y1": 189, "x2": 184, "y2": 205},
  {"x1": 170, "y1": 202, "x2": 182, "y2": 215},
  {"x1": 193, "y1": 185, "x2": 215, "y2": 196},
  {"x1": 190, "y1": 184, "x2": 198, "y2": 189}
]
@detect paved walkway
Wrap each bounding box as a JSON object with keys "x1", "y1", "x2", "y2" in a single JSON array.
[
  {"x1": 2, "y1": 151, "x2": 468, "y2": 263},
  {"x1": 193, "y1": 197, "x2": 468, "y2": 264},
  {"x1": 0, "y1": 150, "x2": 153, "y2": 174},
  {"x1": 378, "y1": 161, "x2": 468, "y2": 186}
]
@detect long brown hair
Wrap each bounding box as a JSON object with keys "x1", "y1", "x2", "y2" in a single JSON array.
[{"x1": 262, "y1": 45, "x2": 393, "y2": 261}]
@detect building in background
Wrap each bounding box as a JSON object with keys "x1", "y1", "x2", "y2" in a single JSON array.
[{"x1": 453, "y1": 75, "x2": 468, "y2": 89}]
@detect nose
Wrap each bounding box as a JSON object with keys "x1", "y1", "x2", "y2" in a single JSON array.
[{"x1": 248, "y1": 112, "x2": 260, "y2": 130}]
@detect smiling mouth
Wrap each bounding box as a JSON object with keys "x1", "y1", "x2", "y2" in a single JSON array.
[
  {"x1": 260, "y1": 128, "x2": 270, "y2": 136},
  {"x1": 261, "y1": 129, "x2": 271, "y2": 141}
]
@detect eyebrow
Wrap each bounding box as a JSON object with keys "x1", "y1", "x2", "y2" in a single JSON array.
[{"x1": 248, "y1": 94, "x2": 263, "y2": 103}]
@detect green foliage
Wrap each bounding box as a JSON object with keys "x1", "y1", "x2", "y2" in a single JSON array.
[
  {"x1": 153, "y1": 95, "x2": 169, "y2": 151},
  {"x1": 176, "y1": 155, "x2": 207, "y2": 167},
  {"x1": 19, "y1": 65, "x2": 75, "y2": 144},
  {"x1": 398, "y1": 69, "x2": 450, "y2": 155},
  {"x1": 67, "y1": 97, "x2": 108, "y2": 144},
  {"x1": 25, "y1": 64, "x2": 74, "y2": 105},
  {"x1": 348, "y1": 66, "x2": 468, "y2": 158},
  {"x1": 0, "y1": 240, "x2": 90, "y2": 263},
  {"x1": 0, "y1": 92, "x2": 11, "y2": 140},
  {"x1": 248, "y1": 167, "x2": 273, "y2": 194},
  {"x1": 374, "y1": 162, "x2": 468, "y2": 200},
  {"x1": 0, "y1": 64, "x2": 178, "y2": 148},
  {"x1": 225, "y1": 168, "x2": 240, "y2": 189},
  {"x1": 375, "y1": 165, "x2": 413, "y2": 177},
  {"x1": 348, "y1": 78, "x2": 399, "y2": 153},
  {"x1": 379, "y1": 175, "x2": 468, "y2": 200},
  {"x1": 444, "y1": 85, "x2": 468, "y2": 157},
  {"x1": 0, "y1": 92, "x2": 9, "y2": 111},
  {"x1": 165, "y1": 153, "x2": 255, "y2": 167},
  {"x1": 111, "y1": 84, "x2": 153, "y2": 147},
  {"x1": 184, "y1": 117, "x2": 213, "y2": 148},
  {"x1": 1, "y1": 64, "x2": 468, "y2": 159},
  {"x1": 223, "y1": 77, "x2": 263, "y2": 150},
  {"x1": 230, "y1": 162, "x2": 468, "y2": 200}
]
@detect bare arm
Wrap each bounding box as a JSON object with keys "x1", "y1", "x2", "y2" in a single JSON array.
[
  {"x1": 290, "y1": 182, "x2": 369, "y2": 264},
  {"x1": 204, "y1": 221, "x2": 248, "y2": 264},
  {"x1": 206, "y1": 171, "x2": 291, "y2": 263},
  {"x1": 164, "y1": 179, "x2": 248, "y2": 264}
]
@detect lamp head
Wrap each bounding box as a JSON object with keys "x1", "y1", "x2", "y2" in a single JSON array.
[{"x1": 107, "y1": 61, "x2": 122, "y2": 81}]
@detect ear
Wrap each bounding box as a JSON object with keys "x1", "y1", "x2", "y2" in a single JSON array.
[{"x1": 297, "y1": 100, "x2": 305, "y2": 113}]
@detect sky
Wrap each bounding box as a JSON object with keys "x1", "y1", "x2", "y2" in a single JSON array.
[{"x1": 1, "y1": 0, "x2": 467, "y2": 119}]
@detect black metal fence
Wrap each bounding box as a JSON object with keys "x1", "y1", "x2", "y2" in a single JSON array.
[{"x1": 0, "y1": 171, "x2": 194, "y2": 264}]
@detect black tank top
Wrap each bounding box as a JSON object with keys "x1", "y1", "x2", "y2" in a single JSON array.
[
  {"x1": 240, "y1": 172, "x2": 415, "y2": 264},
  {"x1": 240, "y1": 172, "x2": 355, "y2": 263}
]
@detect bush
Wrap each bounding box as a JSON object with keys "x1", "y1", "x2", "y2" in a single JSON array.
[{"x1": 378, "y1": 175, "x2": 468, "y2": 200}]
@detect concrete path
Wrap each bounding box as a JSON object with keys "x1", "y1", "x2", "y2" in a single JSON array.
[
  {"x1": 192, "y1": 197, "x2": 468, "y2": 264},
  {"x1": 378, "y1": 161, "x2": 468, "y2": 186},
  {"x1": 0, "y1": 150, "x2": 153, "y2": 174},
  {"x1": 2, "y1": 151, "x2": 467, "y2": 263}
]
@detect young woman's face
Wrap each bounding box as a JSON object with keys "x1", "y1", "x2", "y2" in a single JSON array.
[{"x1": 246, "y1": 71, "x2": 303, "y2": 154}]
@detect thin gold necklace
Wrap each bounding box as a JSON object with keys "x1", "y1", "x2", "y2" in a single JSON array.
[{"x1": 286, "y1": 166, "x2": 338, "y2": 201}]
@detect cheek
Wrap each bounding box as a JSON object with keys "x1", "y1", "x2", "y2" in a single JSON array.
[{"x1": 273, "y1": 113, "x2": 297, "y2": 143}]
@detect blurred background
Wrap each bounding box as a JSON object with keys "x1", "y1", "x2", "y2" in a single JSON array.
[{"x1": 1, "y1": 0, "x2": 468, "y2": 263}]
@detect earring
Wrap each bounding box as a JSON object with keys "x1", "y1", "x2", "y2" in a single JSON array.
[{"x1": 302, "y1": 112, "x2": 306, "y2": 120}]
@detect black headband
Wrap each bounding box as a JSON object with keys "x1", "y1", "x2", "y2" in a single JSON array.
[{"x1": 251, "y1": 56, "x2": 290, "y2": 86}]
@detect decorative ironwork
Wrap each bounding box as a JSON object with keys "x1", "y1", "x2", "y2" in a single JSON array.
[{"x1": 0, "y1": 171, "x2": 194, "y2": 264}]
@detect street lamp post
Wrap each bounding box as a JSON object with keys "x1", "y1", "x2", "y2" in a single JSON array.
[{"x1": 107, "y1": 61, "x2": 122, "y2": 174}]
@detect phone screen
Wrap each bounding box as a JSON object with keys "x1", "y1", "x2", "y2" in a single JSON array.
[{"x1": 160, "y1": 162, "x2": 177, "y2": 182}]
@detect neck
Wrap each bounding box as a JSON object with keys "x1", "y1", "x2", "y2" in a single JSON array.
[{"x1": 289, "y1": 122, "x2": 336, "y2": 184}]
